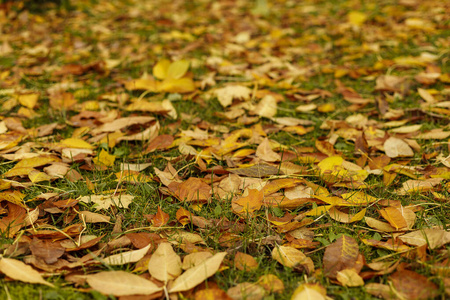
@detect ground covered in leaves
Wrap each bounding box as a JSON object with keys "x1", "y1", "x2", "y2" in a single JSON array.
[{"x1": 0, "y1": 0, "x2": 449, "y2": 299}]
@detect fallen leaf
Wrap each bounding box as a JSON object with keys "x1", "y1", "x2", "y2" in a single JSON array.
[
  {"x1": 271, "y1": 245, "x2": 313, "y2": 273},
  {"x1": 0, "y1": 257, "x2": 54, "y2": 287},
  {"x1": 234, "y1": 252, "x2": 258, "y2": 271},
  {"x1": 227, "y1": 282, "x2": 266, "y2": 300},
  {"x1": 390, "y1": 269, "x2": 439, "y2": 300},
  {"x1": 169, "y1": 252, "x2": 227, "y2": 293},
  {"x1": 86, "y1": 271, "x2": 162, "y2": 296},
  {"x1": 103, "y1": 243, "x2": 151, "y2": 266},
  {"x1": 323, "y1": 235, "x2": 359, "y2": 279},
  {"x1": 291, "y1": 283, "x2": 327, "y2": 300},
  {"x1": 384, "y1": 137, "x2": 414, "y2": 158},
  {"x1": 336, "y1": 268, "x2": 364, "y2": 287},
  {"x1": 147, "y1": 242, "x2": 182, "y2": 282}
]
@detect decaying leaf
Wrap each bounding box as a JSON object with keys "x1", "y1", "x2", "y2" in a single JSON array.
[{"x1": 323, "y1": 235, "x2": 359, "y2": 279}]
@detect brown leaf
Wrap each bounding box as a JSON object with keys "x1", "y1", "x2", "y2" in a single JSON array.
[
  {"x1": 30, "y1": 238, "x2": 65, "y2": 264},
  {"x1": 323, "y1": 235, "x2": 359, "y2": 279},
  {"x1": 390, "y1": 269, "x2": 439, "y2": 300}
]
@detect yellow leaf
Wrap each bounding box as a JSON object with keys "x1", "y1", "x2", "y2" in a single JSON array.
[
  {"x1": 306, "y1": 205, "x2": 332, "y2": 216},
  {"x1": 167, "y1": 60, "x2": 190, "y2": 79},
  {"x1": 348, "y1": 11, "x2": 367, "y2": 26},
  {"x1": 28, "y1": 170, "x2": 53, "y2": 183},
  {"x1": 317, "y1": 103, "x2": 335, "y2": 113},
  {"x1": 153, "y1": 59, "x2": 171, "y2": 80},
  {"x1": 17, "y1": 93, "x2": 39, "y2": 109},
  {"x1": 271, "y1": 245, "x2": 311, "y2": 271},
  {"x1": 124, "y1": 78, "x2": 157, "y2": 91},
  {"x1": 341, "y1": 191, "x2": 377, "y2": 205},
  {"x1": 0, "y1": 190, "x2": 26, "y2": 207},
  {"x1": 158, "y1": 77, "x2": 195, "y2": 93},
  {"x1": 350, "y1": 208, "x2": 366, "y2": 222},
  {"x1": 61, "y1": 138, "x2": 94, "y2": 149},
  {"x1": 93, "y1": 149, "x2": 116, "y2": 167},
  {"x1": 15, "y1": 155, "x2": 60, "y2": 169}
]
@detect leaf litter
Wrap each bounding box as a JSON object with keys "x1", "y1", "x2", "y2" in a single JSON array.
[{"x1": 0, "y1": 0, "x2": 449, "y2": 299}]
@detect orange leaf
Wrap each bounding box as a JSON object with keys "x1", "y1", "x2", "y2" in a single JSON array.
[
  {"x1": 234, "y1": 252, "x2": 258, "y2": 271},
  {"x1": 153, "y1": 206, "x2": 170, "y2": 227},
  {"x1": 379, "y1": 207, "x2": 407, "y2": 230},
  {"x1": 233, "y1": 189, "x2": 263, "y2": 215}
]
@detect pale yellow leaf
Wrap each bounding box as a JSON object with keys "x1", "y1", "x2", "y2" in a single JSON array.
[
  {"x1": 169, "y1": 252, "x2": 227, "y2": 293},
  {"x1": 336, "y1": 269, "x2": 364, "y2": 287},
  {"x1": 253, "y1": 95, "x2": 277, "y2": 118},
  {"x1": 0, "y1": 257, "x2": 54, "y2": 287},
  {"x1": 86, "y1": 271, "x2": 162, "y2": 296},
  {"x1": 103, "y1": 244, "x2": 151, "y2": 266},
  {"x1": 384, "y1": 137, "x2": 414, "y2": 158},
  {"x1": 256, "y1": 138, "x2": 280, "y2": 162},
  {"x1": 79, "y1": 194, "x2": 134, "y2": 211},
  {"x1": 214, "y1": 85, "x2": 252, "y2": 107},
  {"x1": 148, "y1": 242, "x2": 182, "y2": 282},
  {"x1": 182, "y1": 251, "x2": 213, "y2": 270},
  {"x1": 398, "y1": 228, "x2": 450, "y2": 249},
  {"x1": 79, "y1": 211, "x2": 111, "y2": 223},
  {"x1": 291, "y1": 283, "x2": 327, "y2": 300},
  {"x1": 271, "y1": 246, "x2": 308, "y2": 268}
]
